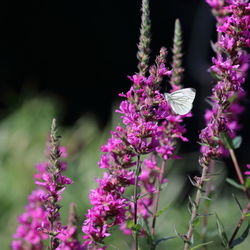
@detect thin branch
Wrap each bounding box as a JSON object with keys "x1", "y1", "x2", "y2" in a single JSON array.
[
  {"x1": 151, "y1": 160, "x2": 166, "y2": 236},
  {"x1": 229, "y1": 149, "x2": 250, "y2": 200},
  {"x1": 134, "y1": 155, "x2": 141, "y2": 250}
]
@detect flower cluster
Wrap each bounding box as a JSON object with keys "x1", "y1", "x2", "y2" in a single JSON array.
[
  {"x1": 200, "y1": 0, "x2": 250, "y2": 163},
  {"x1": 12, "y1": 120, "x2": 82, "y2": 250},
  {"x1": 12, "y1": 189, "x2": 49, "y2": 250},
  {"x1": 183, "y1": 1, "x2": 250, "y2": 248},
  {"x1": 82, "y1": 46, "x2": 191, "y2": 248},
  {"x1": 56, "y1": 226, "x2": 83, "y2": 250}
]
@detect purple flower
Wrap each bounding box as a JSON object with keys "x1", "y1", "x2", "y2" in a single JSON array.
[
  {"x1": 12, "y1": 190, "x2": 49, "y2": 249},
  {"x1": 245, "y1": 165, "x2": 250, "y2": 179},
  {"x1": 56, "y1": 226, "x2": 83, "y2": 250},
  {"x1": 200, "y1": 0, "x2": 250, "y2": 161},
  {"x1": 11, "y1": 241, "x2": 22, "y2": 250},
  {"x1": 82, "y1": 47, "x2": 191, "y2": 248},
  {"x1": 206, "y1": 0, "x2": 224, "y2": 9},
  {"x1": 12, "y1": 120, "x2": 82, "y2": 249},
  {"x1": 184, "y1": 1, "x2": 250, "y2": 246}
]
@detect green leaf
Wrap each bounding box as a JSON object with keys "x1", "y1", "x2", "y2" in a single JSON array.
[
  {"x1": 229, "y1": 223, "x2": 250, "y2": 248},
  {"x1": 155, "y1": 236, "x2": 176, "y2": 247},
  {"x1": 216, "y1": 214, "x2": 229, "y2": 248},
  {"x1": 142, "y1": 218, "x2": 154, "y2": 246},
  {"x1": 207, "y1": 169, "x2": 224, "y2": 177},
  {"x1": 188, "y1": 176, "x2": 196, "y2": 187},
  {"x1": 135, "y1": 165, "x2": 141, "y2": 176},
  {"x1": 232, "y1": 136, "x2": 242, "y2": 149},
  {"x1": 127, "y1": 219, "x2": 142, "y2": 233},
  {"x1": 210, "y1": 40, "x2": 218, "y2": 53},
  {"x1": 245, "y1": 178, "x2": 250, "y2": 188},
  {"x1": 232, "y1": 194, "x2": 243, "y2": 212},
  {"x1": 193, "y1": 217, "x2": 200, "y2": 226},
  {"x1": 155, "y1": 203, "x2": 171, "y2": 217},
  {"x1": 159, "y1": 181, "x2": 168, "y2": 191},
  {"x1": 127, "y1": 220, "x2": 134, "y2": 229},
  {"x1": 201, "y1": 196, "x2": 212, "y2": 201},
  {"x1": 132, "y1": 224, "x2": 142, "y2": 233},
  {"x1": 220, "y1": 132, "x2": 233, "y2": 149},
  {"x1": 190, "y1": 241, "x2": 213, "y2": 250},
  {"x1": 138, "y1": 216, "x2": 144, "y2": 227},
  {"x1": 220, "y1": 133, "x2": 242, "y2": 150},
  {"x1": 228, "y1": 92, "x2": 238, "y2": 104},
  {"x1": 212, "y1": 136, "x2": 220, "y2": 141},
  {"x1": 143, "y1": 218, "x2": 151, "y2": 236},
  {"x1": 197, "y1": 141, "x2": 209, "y2": 147},
  {"x1": 205, "y1": 97, "x2": 214, "y2": 107},
  {"x1": 197, "y1": 213, "x2": 213, "y2": 217},
  {"x1": 226, "y1": 178, "x2": 244, "y2": 191},
  {"x1": 244, "y1": 211, "x2": 250, "y2": 217},
  {"x1": 138, "y1": 192, "x2": 152, "y2": 200},
  {"x1": 188, "y1": 196, "x2": 196, "y2": 208}
]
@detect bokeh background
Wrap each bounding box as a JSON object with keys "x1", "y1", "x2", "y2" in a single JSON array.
[{"x1": 0, "y1": 0, "x2": 250, "y2": 249}]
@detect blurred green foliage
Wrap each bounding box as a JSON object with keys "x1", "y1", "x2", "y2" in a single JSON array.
[{"x1": 0, "y1": 98, "x2": 249, "y2": 249}]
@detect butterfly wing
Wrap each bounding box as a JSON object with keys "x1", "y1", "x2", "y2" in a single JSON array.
[
  {"x1": 169, "y1": 88, "x2": 196, "y2": 103},
  {"x1": 165, "y1": 88, "x2": 196, "y2": 115},
  {"x1": 168, "y1": 99, "x2": 193, "y2": 115}
]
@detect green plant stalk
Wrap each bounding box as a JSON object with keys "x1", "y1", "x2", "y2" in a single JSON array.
[
  {"x1": 229, "y1": 149, "x2": 244, "y2": 185},
  {"x1": 228, "y1": 213, "x2": 246, "y2": 247},
  {"x1": 201, "y1": 160, "x2": 215, "y2": 249},
  {"x1": 228, "y1": 149, "x2": 250, "y2": 199},
  {"x1": 134, "y1": 155, "x2": 141, "y2": 250},
  {"x1": 183, "y1": 163, "x2": 209, "y2": 250},
  {"x1": 151, "y1": 160, "x2": 166, "y2": 237},
  {"x1": 49, "y1": 118, "x2": 61, "y2": 249}
]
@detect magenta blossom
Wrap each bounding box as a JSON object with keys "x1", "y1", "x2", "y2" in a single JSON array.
[
  {"x1": 200, "y1": 0, "x2": 250, "y2": 161},
  {"x1": 82, "y1": 47, "x2": 192, "y2": 248},
  {"x1": 12, "y1": 121, "x2": 82, "y2": 249},
  {"x1": 245, "y1": 165, "x2": 250, "y2": 179},
  {"x1": 12, "y1": 190, "x2": 49, "y2": 249}
]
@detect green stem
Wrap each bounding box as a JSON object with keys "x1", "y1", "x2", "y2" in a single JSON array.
[
  {"x1": 151, "y1": 160, "x2": 166, "y2": 236},
  {"x1": 134, "y1": 155, "x2": 141, "y2": 250},
  {"x1": 228, "y1": 207, "x2": 250, "y2": 247},
  {"x1": 229, "y1": 149, "x2": 250, "y2": 200},
  {"x1": 183, "y1": 163, "x2": 209, "y2": 250},
  {"x1": 201, "y1": 160, "x2": 215, "y2": 249}
]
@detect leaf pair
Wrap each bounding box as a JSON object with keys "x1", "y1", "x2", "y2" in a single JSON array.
[{"x1": 216, "y1": 213, "x2": 250, "y2": 249}]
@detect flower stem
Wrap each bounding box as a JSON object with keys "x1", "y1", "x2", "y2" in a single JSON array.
[
  {"x1": 229, "y1": 149, "x2": 244, "y2": 185},
  {"x1": 201, "y1": 160, "x2": 215, "y2": 248},
  {"x1": 134, "y1": 155, "x2": 141, "y2": 250},
  {"x1": 151, "y1": 160, "x2": 166, "y2": 236},
  {"x1": 228, "y1": 213, "x2": 246, "y2": 247},
  {"x1": 229, "y1": 149, "x2": 250, "y2": 199},
  {"x1": 228, "y1": 205, "x2": 250, "y2": 247},
  {"x1": 183, "y1": 163, "x2": 209, "y2": 250},
  {"x1": 49, "y1": 118, "x2": 61, "y2": 249}
]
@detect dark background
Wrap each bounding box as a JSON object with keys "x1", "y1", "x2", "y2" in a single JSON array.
[{"x1": 0, "y1": 0, "x2": 249, "y2": 157}]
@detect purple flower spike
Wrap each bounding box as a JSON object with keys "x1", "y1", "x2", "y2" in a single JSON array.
[
  {"x1": 12, "y1": 119, "x2": 83, "y2": 250},
  {"x1": 184, "y1": 1, "x2": 250, "y2": 248},
  {"x1": 82, "y1": 39, "x2": 191, "y2": 250}
]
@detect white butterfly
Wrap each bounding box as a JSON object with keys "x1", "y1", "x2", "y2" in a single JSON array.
[{"x1": 164, "y1": 88, "x2": 196, "y2": 115}]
